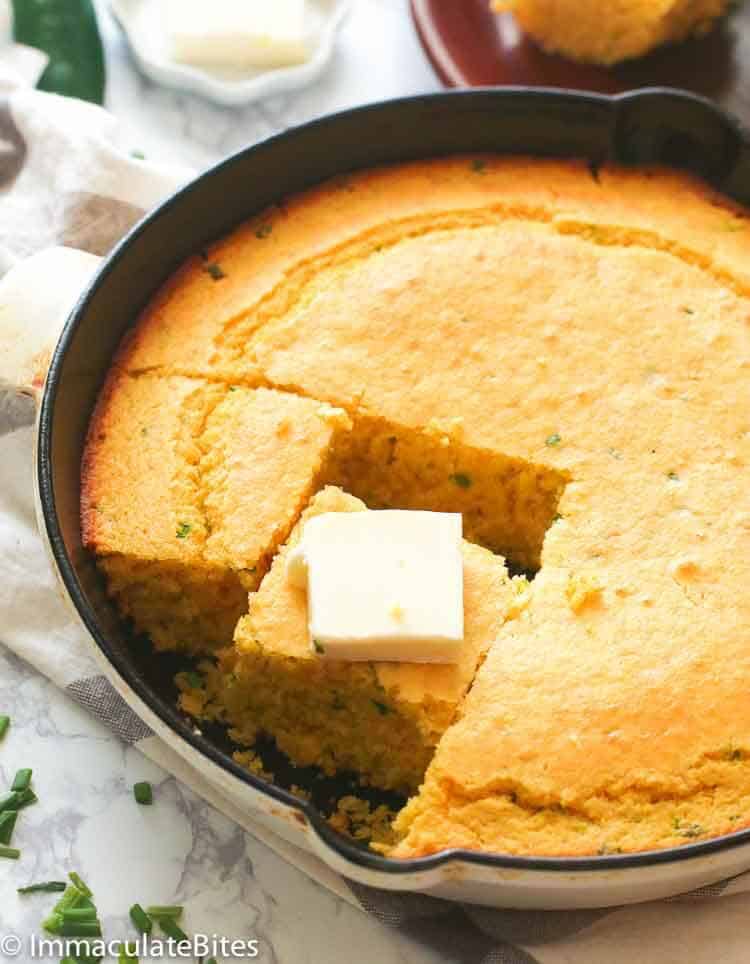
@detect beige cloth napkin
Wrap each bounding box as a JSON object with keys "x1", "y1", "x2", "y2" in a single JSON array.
[{"x1": 3, "y1": 45, "x2": 750, "y2": 964}]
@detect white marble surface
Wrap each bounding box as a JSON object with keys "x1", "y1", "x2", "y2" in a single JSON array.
[{"x1": 0, "y1": 3, "x2": 443, "y2": 962}]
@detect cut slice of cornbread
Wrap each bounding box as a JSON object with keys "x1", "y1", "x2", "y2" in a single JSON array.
[
  {"x1": 492, "y1": 0, "x2": 730, "y2": 65},
  {"x1": 81, "y1": 375, "x2": 351, "y2": 653},
  {"x1": 185, "y1": 486, "x2": 522, "y2": 794}
]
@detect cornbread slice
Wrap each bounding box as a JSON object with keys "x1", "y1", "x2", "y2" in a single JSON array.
[
  {"x1": 185, "y1": 486, "x2": 521, "y2": 794},
  {"x1": 81, "y1": 375, "x2": 351, "y2": 652},
  {"x1": 491, "y1": 0, "x2": 730, "y2": 65}
]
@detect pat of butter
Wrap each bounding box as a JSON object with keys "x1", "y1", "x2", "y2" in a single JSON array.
[
  {"x1": 286, "y1": 511, "x2": 465, "y2": 663},
  {"x1": 165, "y1": 0, "x2": 308, "y2": 70}
]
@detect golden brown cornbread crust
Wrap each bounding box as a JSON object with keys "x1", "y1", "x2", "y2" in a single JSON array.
[
  {"x1": 491, "y1": 1, "x2": 730, "y2": 66},
  {"x1": 82, "y1": 155, "x2": 750, "y2": 859}
]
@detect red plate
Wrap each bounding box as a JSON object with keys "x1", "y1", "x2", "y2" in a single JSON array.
[{"x1": 410, "y1": 0, "x2": 750, "y2": 128}]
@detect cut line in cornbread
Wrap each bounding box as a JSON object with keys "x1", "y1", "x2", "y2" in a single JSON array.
[
  {"x1": 81, "y1": 375, "x2": 352, "y2": 653},
  {"x1": 182, "y1": 486, "x2": 523, "y2": 794}
]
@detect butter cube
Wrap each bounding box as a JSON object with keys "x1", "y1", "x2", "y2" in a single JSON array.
[
  {"x1": 165, "y1": 0, "x2": 308, "y2": 70},
  {"x1": 286, "y1": 510, "x2": 465, "y2": 663}
]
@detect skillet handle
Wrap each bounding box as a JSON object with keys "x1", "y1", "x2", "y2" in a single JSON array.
[{"x1": 0, "y1": 247, "x2": 101, "y2": 401}]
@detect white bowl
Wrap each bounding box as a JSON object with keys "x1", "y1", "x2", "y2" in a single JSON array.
[{"x1": 108, "y1": 0, "x2": 350, "y2": 106}]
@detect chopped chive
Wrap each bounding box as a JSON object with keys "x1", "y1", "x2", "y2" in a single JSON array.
[
  {"x1": 18, "y1": 881, "x2": 68, "y2": 894},
  {"x1": 667, "y1": 471, "x2": 680, "y2": 481},
  {"x1": 176, "y1": 522, "x2": 192, "y2": 539},
  {"x1": 450, "y1": 473, "x2": 472, "y2": 489},
  {"x1": 371, "y1": 700, "x2": 391, "y2": 716},
  {"x1": 146, "y1": 904, "x2": 184, "y2": 920},
  {"x1": 471, "y1": 158, "x2": 486, "y2": 173},
  {"x1": 68, "y1": 871, "x2": 93, "y2": 897},
  {"x1": 0, "y1": 845, "x2": 20, "y2": 859},
  {"x1": 11, "y1": 768, "x2": 32, "y2": 791},
  {"x1": 60, "y1": 958, "x2": 79, "y2": 964},
  {"x1": 0, "y1": 810, "x2": 17, "y2": 845},
  {"x1": 134, "y1": 782, "x2": 153, "y2": 805},
  {"x1": 57, "y1": 919, "x2": 102, "y2": 937},
  {"x1": 119, "y1": 942, "x2": 139, "y2": 964},
  {"x1": 129, "y1": 903, "x2": 153, "y2": 934},
  {"x1": 255, "y1": 223, "x2": 273, "y2": 239},
  {"x1": 312, "y1": 639, "x2": 325, "y2": 655},
  {"x1": 0, "y1": 789, "x2": 33, "y2": 812},
  {"x1": 545, "y1": 432, "x2": 562, "y2": 447},
  {"x1": 204, "y1": 262, "x2": 226, "y2": 281},
  {"x1": 0, "y1": 716, "x2": 9, "y2": 740},
  {"x1": 44, "y1": 883, "x2": 87, "y2": 932},
  {"x1": 183, "y1": 671, "x2": 203, "y2": 689},
  {"x1": 14, "y1": 787, "x2": 38, "y2": 809},
  {"x1": 157, "y1": 916, "x2": 190, "y2": 943},
  {"x1": 61, "y1": 906, "x2": 99, "y2": 922}
]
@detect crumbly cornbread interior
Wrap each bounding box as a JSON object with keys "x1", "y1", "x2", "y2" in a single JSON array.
[
  {"x1": 82, "y1": 156, "x2": 750, "y2": 859},
  {"x1": 182, "y1": 486, "x2": 518, "y2": 795},
  {"x1": 491, "y1": 0, "x2": 730, "y2": 66}
]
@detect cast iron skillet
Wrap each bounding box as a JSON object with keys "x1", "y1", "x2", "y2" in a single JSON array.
[{"x1": 37, "y1": 88, "x2": 750, "y2": 887}]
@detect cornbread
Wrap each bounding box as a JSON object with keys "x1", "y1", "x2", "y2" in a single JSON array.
[
  {"x1": 82, "y1": 376, "x2": 351, "y2": 652},
  {"x1": 491, "y1": 0, "x2": 730, "y2": 65},
  {"x1": 83, "y1": 155, "x2": 750, "y2": 859},
  {"x1": 183, "y1": 486, "x2": 517, "y2": 793}
]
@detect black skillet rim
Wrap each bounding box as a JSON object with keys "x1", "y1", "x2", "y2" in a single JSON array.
[{"x1": 38, "y1": 86, "x2": 750, "y2": 879}]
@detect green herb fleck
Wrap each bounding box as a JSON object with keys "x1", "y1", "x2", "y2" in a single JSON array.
[
  {"x1": 672, "y1": 817, "x2": 704, "y2": 838},
  {"x1": 18, "y1": 881, "x2": 67, "y2": 894},
  {"x1": 450, "y1": 473, "x2": 472, "y2": 489},
  {"x1": 229, "y1": 385, "x2": 238, "y2": 392},
  {"x1": 119, "y1": 941, "x2": 139, "y2": 964},
  {"x1": 157, "y1": 916, "x2": 190, "y2": 944},
  {"x1": 11, "y1": 769, "x2": 32, "y2": 792},
  {"x1": 372, "y1": 700, "x2": 391, "y2": 716},
  {"x1": 0, "y1": 845, "x2": 20, "y2": 859},
  {"x1": 17, "y1": 880, "x2": 68, "y2": 894},
  {"x1": 0, "y1": 811, "x2": 17, "y2": 845},
  {"x1": 134, "y1": 782, "x2": 153, "y2": 806},
  {"x1": 552, "y1": 512, "x2": 563, "y2": 523},
  {"x1": 312, "y1": 639, "x2": 325, "y2": 655},
  {"x1": 726, "y1": 746, "x2": 745, "y2": 761},
  {"x1": 176, "y1": 522, "x2": 192, "y2": 539},
  {"x1": 667, "y1": 471, "x2": 680, "y2": 482},
  {"x1": 183, "y1": 671, "x2": 203, "y2": 689},
  {"x1": 679, "y1": 823, "x2": 704, "y2": 838},
  {"x1": 682, "y1": 307, "x2": 694, "y2": 315},
  {"x1": 597, "y1": 844, "x2": 622, "y2": 855},
  {"x1": 204, "y1": 262, "x2": 226, "y2": 281},
  {"x1": 131, "y1": 149, "x2": 146, "y2": 160},
  {"x1": 0, "y1": 716, "x2": 9, "y2": 741},
  {"x1": 255, "y1": 223, "x2": 273, "y2": 240},
  {"x1": 545, "y1": 432, "x2": 562, "y2": 447},
  {"x1": 146, "y1": 905, "x2": 184, "y2": 920},
  {"x1": 68, "y1": 872, "x2": 92, "y2": 897},
  {"x1": 471, "y1": 159, "x2": 486, "y2": 173},
  {"x1": 607, "y1": 447, "x2": 623, "y2": 460},
  {"x1": 129, "y1": 903, "x2": 153, "y2": 935}
]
